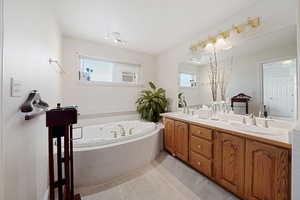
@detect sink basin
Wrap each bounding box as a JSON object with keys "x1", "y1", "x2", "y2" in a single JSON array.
[{"x1": 229, "y1": 122, "x2": 285, "y2": 136}]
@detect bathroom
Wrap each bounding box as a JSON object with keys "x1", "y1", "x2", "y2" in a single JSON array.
[{"x1": 0, "y1": 0, "x2": 300, "y2": 200}]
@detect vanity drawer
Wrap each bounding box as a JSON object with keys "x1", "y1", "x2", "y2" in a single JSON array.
[
  {"x1": 190, "y1": 136, "x2": 212, "y2": 159},
  {"x1": 190, "y1": 151, "x2": 212, "y2": 177},
  {"x1": 190, "y1": 125, "x2": 213, "y2": 140}
]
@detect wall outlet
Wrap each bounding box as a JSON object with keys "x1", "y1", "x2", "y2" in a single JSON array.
[{"x1": 11, "y1": 78, "x2": 23, "y2": 97}]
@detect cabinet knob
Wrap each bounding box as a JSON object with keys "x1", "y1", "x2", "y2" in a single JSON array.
[
  {"x1": 197, "y1": 161, "x2": 201, "y2": 166},
  {"x1": 197, "y1": 145, "x2": 201, "y2": 149}
]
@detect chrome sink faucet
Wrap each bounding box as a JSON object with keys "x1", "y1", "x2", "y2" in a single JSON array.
[
  {"x1": 263, "y1": 118, "x2": 269, "y2": 128},
  {"x1": 262, "y1": 118, "x2": 273, "y2": 128},
  {"x1": 242, "y1": 116, "x2": 247, "y2": 124},
  {"x1": 183, "y1": 104, "x2": 190, "y2": 114}
]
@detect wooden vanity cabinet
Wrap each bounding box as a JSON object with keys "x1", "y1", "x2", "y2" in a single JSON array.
[
  {"x1": 164, "y1": 118, "x2": 175, "y2": 154},
  {"x1": 215, "y1": 132, "x2": 245, "y2": 197},
  {"x1": 163, "y1": 118, "x2": 189, "y2": 162},
  {"x1": 189, "y1": 125, "x2": 214, "y2": 177},
  {"x1": 163, "y1": 117, "x2": 291, "y2": 200},
  {"x1": 174, "y1": 121, "x2": 189, "y2": 162},
  {"x1": 245, "y1": 140, "x2": 290, "y2": 200}
]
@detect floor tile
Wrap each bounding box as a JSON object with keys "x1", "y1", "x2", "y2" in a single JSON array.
[{"x1": 80, "y1": 152, "x2": 239, "y2": 200}]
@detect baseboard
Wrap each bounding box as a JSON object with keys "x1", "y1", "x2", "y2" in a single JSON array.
[{"x1": 43, "y1": 188, "x2": 49, "y2": 200}]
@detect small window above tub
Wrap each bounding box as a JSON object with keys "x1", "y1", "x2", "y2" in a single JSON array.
[{"x1": 79, "y1": 56, "x2": 141, "y2": 86}]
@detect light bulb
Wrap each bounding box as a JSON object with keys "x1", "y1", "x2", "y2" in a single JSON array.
[
  {"x1": 215, "y1": 37, "x2": 233, "y2": 51},
  {"x1": 216, "y1": 38, "x2": 226, "y2": 50},
  {"x1": 205, "y1": 43, "x2": 214, "y2": 52}
]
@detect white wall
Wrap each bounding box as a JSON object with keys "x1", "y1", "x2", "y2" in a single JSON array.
[
  {"x1": 156, "y1": 0, "x2": 297, "y2": 111},
  {"x1": 3, "y1": 0, "x2": 62, "y2": 199},
  {"x1": 292, "y1": 1, "x2": 300, "y2": 199},
  {"x1": 61, "y1": 37, "x2": 157, "y2": 118},
  {"x1": 0, "y1": 0, "x2": 3, "y2": 198}
]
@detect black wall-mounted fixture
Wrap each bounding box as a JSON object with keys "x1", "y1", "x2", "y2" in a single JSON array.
[{"x1": 20, "y1": 90, "x2": 49, "y2": 120}]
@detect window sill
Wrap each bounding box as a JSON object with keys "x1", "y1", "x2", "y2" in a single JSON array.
[{"x1": 78, "y1": 80, "x2": 144, "y2": 87}]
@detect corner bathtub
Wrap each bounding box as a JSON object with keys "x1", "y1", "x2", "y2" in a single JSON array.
[{"x1": 72, "y1": 120, "x2": 163, "y2": 187}]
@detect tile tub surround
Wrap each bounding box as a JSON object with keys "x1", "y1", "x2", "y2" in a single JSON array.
[
  {"x1": 77, "y1": 152, "x2": 238, "y2": 200},
  {"x1": 73, "y1": 123, "x2": 163, "y2": 187},
  {"x1": 161, "y1": 112, "x2": 292, "y2": 149}
]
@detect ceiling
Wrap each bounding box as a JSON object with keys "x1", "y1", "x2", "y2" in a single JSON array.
[{"x1": 54, "y1": 0, "x2": 260, "y2": 55}]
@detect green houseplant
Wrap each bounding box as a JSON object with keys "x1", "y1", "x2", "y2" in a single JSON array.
[
  {"x1": 178, "y1": 92, "x2": 187, "y2": 108},
  {"x1": 136, "y1": 82, "x2": 168, "y2": 122}
]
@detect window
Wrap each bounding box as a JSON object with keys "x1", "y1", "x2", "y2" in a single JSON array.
[
  {"x1": 179, "y1": 73, "x2": 196, "y2": 87},
  {"x1": 80, "y1": 56, "x2": 140, "y2": 84}
]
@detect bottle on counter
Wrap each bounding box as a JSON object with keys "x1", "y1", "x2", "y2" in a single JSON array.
[{"x1": 263, "y1": 105, "x2": 268, "y2": 118}]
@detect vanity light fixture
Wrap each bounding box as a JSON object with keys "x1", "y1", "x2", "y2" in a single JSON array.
[
  {"x1": 205, "y1": 42, "x2": 215, "y2": 52},
  {"x1": 215, "y1": 37, "x2": 232, "y2": 50},
  {"x1": 199, "y1": 41, "x2": 207, "y2": 48},
  {"x1": 248, "y1": 17, "x2": 261, "y2": 28},
  {"x1": 208, "y1": 36, "x2": 217, "y2": 44},
  {"x1": 220, "y1": 31, "x2": 230, "y2": 39},
  {"x1": 233, "y1": 24, "x2": 246, "y2": 34},
  {"x1": 190, "y1": 17, "x2": 261, "y2": 52}
]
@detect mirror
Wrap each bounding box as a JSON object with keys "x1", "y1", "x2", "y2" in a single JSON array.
[{"x1": 178, "y1": 1, "x2": 297, "y2": 121}]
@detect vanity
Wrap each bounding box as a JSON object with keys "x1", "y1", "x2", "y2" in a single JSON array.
[{"x1": 161, "y1": 112, "x2": 291, "y2": 200}]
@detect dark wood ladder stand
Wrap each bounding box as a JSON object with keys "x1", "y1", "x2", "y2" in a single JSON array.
[{"x1": 46, "y1": 104, "x2": 81, "y2": 200}]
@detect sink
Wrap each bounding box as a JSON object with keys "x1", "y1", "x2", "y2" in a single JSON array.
[{"x1": 229, "y1": 122, "x2": 285, "y2": 136}]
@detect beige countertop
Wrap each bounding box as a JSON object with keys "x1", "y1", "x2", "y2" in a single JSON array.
[{"x1": 161, "y1": 112, "x2": 291, "y2": 149}]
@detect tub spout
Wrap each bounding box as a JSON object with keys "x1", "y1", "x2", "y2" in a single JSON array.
[
  {"x1": 111, "y1": 131, "x2": 118, "y2": 138},
  {"x1": 118, "y1": 125, "x2": 126, "y2": 136},
  {"x1": 129, "y1": 128, "x2": 134, "y2": 135}
]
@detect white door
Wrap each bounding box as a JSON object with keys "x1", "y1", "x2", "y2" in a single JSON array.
[{"x1": 263, "y1": 58, "x2": 297, "y2": 120}]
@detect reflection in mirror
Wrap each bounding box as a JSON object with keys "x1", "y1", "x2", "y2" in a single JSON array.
[
  {"x1": 262, "y1": 58, "x2": 297, "y2": 120},
  {"x1": 178, "y1": 2, "x2": 297, "y2": 121}
]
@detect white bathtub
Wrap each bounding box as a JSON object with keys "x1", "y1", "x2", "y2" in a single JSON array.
[{"x1": 73, "y1": 120, "x2": 163, "y2": 187}]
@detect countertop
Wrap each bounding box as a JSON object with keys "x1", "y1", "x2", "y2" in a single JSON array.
[{"x1": 161, "y1": 112, "x2": 291, "y2": 149}]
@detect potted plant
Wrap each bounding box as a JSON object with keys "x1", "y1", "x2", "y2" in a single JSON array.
[
  {"x1": 178, "y1": 92, "x2": 187, "y2": 108},
  {"x1": 136, "y1": 82, "x2": 168, "y2": 122}
]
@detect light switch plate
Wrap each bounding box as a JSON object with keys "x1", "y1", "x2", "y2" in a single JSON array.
[{"x1": 11, "y1": 78, "x2": 22, "y2": 97}]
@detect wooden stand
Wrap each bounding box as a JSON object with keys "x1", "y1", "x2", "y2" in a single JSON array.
[{"x1": 46, "y1": 104, "x2": 81, "y2": 200}]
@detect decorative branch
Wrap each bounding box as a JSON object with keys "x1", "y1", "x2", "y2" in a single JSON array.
[
  {"x1": 208, "y1": 47, "x2": 219, "y2": 101},
  {"x1": 208, "y1": 48, "x2": 233, "y2": 102},
  {"x1": 219, "y1": 56, "x2": 233, "y2": 101}
]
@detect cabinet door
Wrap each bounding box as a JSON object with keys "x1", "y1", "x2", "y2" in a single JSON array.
[
  {"x1": 164, "y1": 118, "x2": 175, "y2": 153},
  {"x1": 245, "y1": 140, "x2": 289, "y2": 200},
  {"x1": 174, "y1": 121, "x2": 189, "y2": 162},
  {"x1": 215, "y1": 132, "x2": 245, "y2": 197}
]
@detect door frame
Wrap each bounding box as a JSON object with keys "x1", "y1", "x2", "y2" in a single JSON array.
[{"x1": 258, "y1": 56, "x2": 298, "y2": 120}]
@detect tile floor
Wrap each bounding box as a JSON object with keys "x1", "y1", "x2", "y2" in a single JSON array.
[{"x1": 77, "y1": 152, "x2": 239, "y2": 200}]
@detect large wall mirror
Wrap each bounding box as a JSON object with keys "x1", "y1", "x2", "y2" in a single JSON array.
[{"x1": 178, "y1": 0, "x2": 297, "y2": 121}]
